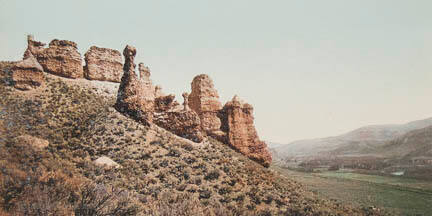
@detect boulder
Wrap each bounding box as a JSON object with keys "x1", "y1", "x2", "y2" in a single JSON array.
[
  {"x1": 189, "y1": 74, "x2": 224, "y2": 136},
  {"x1": 94, "y1": 156, "x2": 120, "y2": 168},
  {"x1": 84, "y1": 46, "x2": 123, "y2": 82},
  {"x1": 221, "y1": 95, "x2": 272, "y2": 167},
  {"x1": 115, "y1": 45, "x2": 154, "y2": 124},
  {"x1": 36, "y1": 39, "x2": 84, "y2": 79},
  {"x1": 11, "y1": 53, "x2": 45, "y2": 90},
  {"x1": 15, "y1": 135, "x2": 49, "y2": 149}
]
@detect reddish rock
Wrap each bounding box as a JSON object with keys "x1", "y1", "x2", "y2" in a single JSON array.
[
  {"x1": 35, "y1": 39, "x2": 84, "y2": 79},
  {"x1": 84, "y1": 46, "x2": 123, "y2": 82},
  {"x1": 154, "y1": 94, "x2": 179, "y2": 113},
  {"x1": 189, "y1": 74, "x2": 223, "y2": 135},
  {"x1": 23, "y1": 35, "x2": 46, "y2": 59},
  {"x1": 154, "y1": 85, "x2": 164, "y2": 98},
  {"x1": 221, "y1": 95, "x2": 272, "y2": 167},
  {"x1": 182, "y1": 92, "x2": 190, "y2": 111},
  {"x1": 115, "y1": 45, "x2": 153, "y2": 124},
  {"x1": 11, "y1": 53, "x2": 45, "y2": 90},
  {"x1": 154, "y1": 110, "x2": 204, "y2": 143}
]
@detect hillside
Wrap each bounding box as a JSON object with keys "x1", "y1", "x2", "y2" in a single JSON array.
[
  {"x1": 378, "y1": 125, "x2": 432, "y2": 159},
  {"x1": 274, "y1": 118, "x2": 432, "y2": 159},
  {"x1": 0, "y1": 61, "x2": 388, "y2": 215}
]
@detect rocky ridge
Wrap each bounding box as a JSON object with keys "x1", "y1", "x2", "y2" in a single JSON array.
[{"x1": 10, "y1": 35, "x2": 272, "y2": 166}]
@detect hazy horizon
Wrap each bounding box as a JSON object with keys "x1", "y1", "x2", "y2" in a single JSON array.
[{"x1": 1, "y1": 0, "x2": 431, "y2": 143}]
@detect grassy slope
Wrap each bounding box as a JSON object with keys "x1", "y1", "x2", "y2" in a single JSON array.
[{"x1": 0, "y1": 62, "x2": 385, "y2": 215}]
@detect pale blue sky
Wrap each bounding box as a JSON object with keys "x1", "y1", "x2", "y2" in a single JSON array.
[{"x1": 1, "y1": 0, "x2": 431, "y2": 143}]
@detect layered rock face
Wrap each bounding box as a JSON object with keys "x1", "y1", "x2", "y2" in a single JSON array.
[
  {"x1": 189, "y1": 74, "x2": 223, "y2": 135},
  {"x1": 115, "y1": 45, "x2": 154, "y2": 125},
  {"x1": 221, "y1": 96, "x2": 272, "y2": 167},
  {"x1": 153, "y1": 92, "x2": 204, "y2": 142},
  {"x1": 35, "y1": 39, "x2": 84, "y2": 79},
  {"x1": 154, "y1": 110, "x2": 204, "y2": 143},
  {"x1": 11, "y1": 53, "x2": 45, "y2": 90},
  {"x1": 84, "y1": 46, "x2": 123, "y2": 82},
  {"x1": 23, "y1": 35, "x2": 46, "y2": 59}
]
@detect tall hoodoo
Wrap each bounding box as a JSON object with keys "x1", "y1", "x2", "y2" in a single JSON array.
[
  {"x1": 84, "y1": 46, "x2": 123, "y2": 82},
  {"x1": 182, "y1": 92, "x2": 190, "y2": 111},
  {"x1": 115, "y1": 45, "x2": 154, "y2": 124},
  {"x1": 188, "y1": 74, "x2": 223, "y2": 135},
  {"x1": 221, "y1": 95, "x2": 272, "y2": 167}
]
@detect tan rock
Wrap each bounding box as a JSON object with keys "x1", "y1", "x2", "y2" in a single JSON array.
[
  {"x1": 11, "y1": 53, "x2": 45, "y2": 90},
  {"x1": 182, "y1": 92, "x2": 190, "y2": 111},
  {"x1": 36, "y1": 39, "x2": 84, "y2": 79},
  {"x1": 23, "y1": 35, "x2": 46, "y2": 60},
  {"x1": 189, "y1": 74, "x2": 223, "y2": 134},
  {"x1": 84, "y1": 46, "x2": 123, "y2": 82},
  {"x1": 15, "y1": 135, "x2": 49, "y2": 149},
  {"x1": 221, "y1": 95, "x2": 272, "y2": 167},
  {"x1": 94, "y1": 156, "x2": 120, "y2": 168},
  {"x1": 115, "y1": 45, "x2": 154, "y2": 124}
]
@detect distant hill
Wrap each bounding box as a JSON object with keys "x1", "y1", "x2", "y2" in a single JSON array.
[
  {"x1": 273, "y1": 117, "x2": 432, "y2": 159},
  {"x1": 378, "y1": 125, "x2": 432, "y2": 159}
]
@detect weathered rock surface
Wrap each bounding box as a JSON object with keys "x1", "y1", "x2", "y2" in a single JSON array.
[
  {"x1": 115, "y1": 45, "x2": 154, "y2": 124},
  {"x1": 15, "y1": 135, "x2": 49, "y2": 149},
  {"x1": 23, "y1": 35, "x2": 46, "y2": 59},
  {"x1": 154, "y1": 94, "x2": 180, "y2": 112},
  {"x1": 11, "y1": 53, "x2": 45, "y2": 90},
  {"x1": 35, "y1": 39, "x2": 84, "y2": 79},
  {"x1": 189, "y1": 74, "x2": 223, "y2": 135},
  {"x1": 94, "y1": 156, "x2": 120, "y2": 168},
  {"x1": 84, "y1": 46, "x2": 123, "y2": 82},
  {"x1": 154, "y1": 110, "x2": 204, "y2": 143},
  {"x1": 221, "y1": 95, "x2": 272, "y2": 167}
]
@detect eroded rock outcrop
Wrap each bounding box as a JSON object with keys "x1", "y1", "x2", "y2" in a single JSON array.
[
  {"x1": 220, "y1": 95, "x2": 272, "y2": 167},
  {"x1": 35, "y1": 39, "x2": 84, "y2": 79},
  {"x1": 84, "y1": 46, "x2": 123, "y2": 82},
  {"x1": 154, "y1": 110, "x2": 204, "y2": 143},
  {"x1": 115, "y1": 45, "x2": 154, "y2": 124},
  {"x1": 23, "y1": 35, "x2": 46, "y2": 59},
  {"x1": 189, "y1": 74, "x2": 224, "y2": 136},
  {"x1": 11, "y1": 53, "x2": 45, "y2": 90}
]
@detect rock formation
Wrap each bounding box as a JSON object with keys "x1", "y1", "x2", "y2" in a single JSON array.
[
  {"x1": 34, "y1": 39, "x2": 84, "y2": 79},
  {"x1": 153, "y1": 93, "x2": 202, "y2": 142},
  {"x1": 182, "y1": 92, "x2": 190, "y2": 111},
  {"x1": 23, "y1": 35, "x2": 46, "y2": 59},
  {"x1": 84, "y1": 46, "x2": 123, "y2": 82},
  {"x1": 11, "y1": 53, "x2": 45, "y2": 90},
  {"x1": 154, "y1": 94, "x2": 179, "y2": 113},
  {"x1": 189, "y1": 74, "x2": 224, "y2": 136},
  {"x1": 220, "y1": 95, "x2": 272, "y2": 167},
  {"x1": 115, "y1": 45, "x2": 154, "y2": 125}
]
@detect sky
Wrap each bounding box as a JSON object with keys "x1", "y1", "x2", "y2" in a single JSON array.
[{"x1": 1, "y1": 0, "x2": 431, "y2": 143}]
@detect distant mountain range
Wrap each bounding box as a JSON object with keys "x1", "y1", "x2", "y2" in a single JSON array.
[{"x1": 272, "y1": 117, "x2": 432, "y2": 159}]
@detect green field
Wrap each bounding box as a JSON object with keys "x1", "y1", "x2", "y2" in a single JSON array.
[{"x1": 274, "y1": 167, "x2": 432, "y2": 216}]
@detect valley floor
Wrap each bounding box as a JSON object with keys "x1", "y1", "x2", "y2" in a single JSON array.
[{"x1": 273, "y1": 166, "x2": 432, "y2": 216}]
